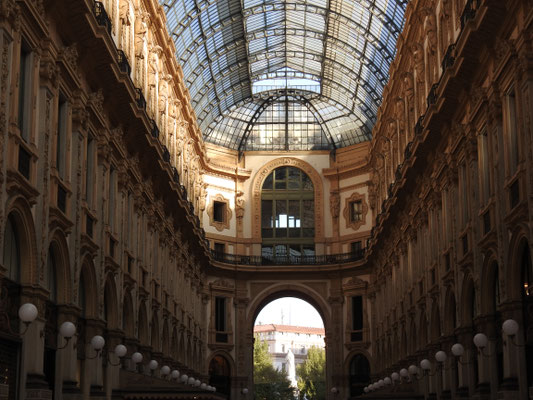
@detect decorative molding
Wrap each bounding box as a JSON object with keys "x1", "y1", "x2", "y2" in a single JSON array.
[
  {"x1": 343, "y1": 192, "x2": 368, "y2": 231},
  {"x1": 207, "y1": 193, "x2": 231, "y2": 232}
]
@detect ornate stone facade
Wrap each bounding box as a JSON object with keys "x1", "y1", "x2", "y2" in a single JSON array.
[{"x1": 1, "y1": 0, "x2": 533, "y2": 400}]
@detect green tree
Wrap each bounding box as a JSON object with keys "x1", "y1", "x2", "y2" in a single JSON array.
[
  {"x1": 254, "y1": 336, "x2": 295, "y2": 400},
  {"x1": 297, "y1": 346, "x2": 326, "y2": 400}
]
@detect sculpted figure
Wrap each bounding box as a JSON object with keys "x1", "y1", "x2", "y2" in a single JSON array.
[
  {"x1": 425, "y1": 10, "x2": 438, "y2": 84},
  {"x1": 159, "y1": 74, "x2": 170, "y2": 114},
  {"x1": 329, "y1": 192, "x2": 340, "y2": 219},
  {"x1": 412, "y1": 44, "x2": 426, "y2": 116},
  {"x1": 119, "y1": 0, "x2": 131, "y2": 25},
  {"x1": 134, "y1": 11, "x2": 148, "y2": 58}
]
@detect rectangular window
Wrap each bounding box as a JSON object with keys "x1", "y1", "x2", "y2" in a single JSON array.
[
  {"x1": 85, "y1": 135, "x2": 95, "y2": 207},
  {"x1": 350, "y1": 200, "x2": 363, "y2": 222},
  {"x1": 505, "y1": 88, "x2": 519, "y2": 174},
  {"x1": 478, "y1": 130, "x2": 490, "y2": 205},
  {"x1": 108, "y1": 167, "x2": 116, "y2": 230},
  {"x1": 351, "y1": 241, "x2": 362, "y2": 254},
  {"x1": 215, "y1": 296, "x2": 226, "y2": 332},
  {"x1": 213, "y1": 201, "x2": 226, "y2": 223},
  {"x1": 56, "y1": 95, "x2": 68, "y2": 179},
  {"x1": 18, "y1": 42, "x2": 32, "y2": 142},
  {"x1": 351, "y1": 296, "x2": 363, "y2": 341},
  {"x1": 214, "y1": 242, "x2": 225, "y2": 254},
  {"x1": 459, "y1": 163, "x2": 469, "y2": 226}
]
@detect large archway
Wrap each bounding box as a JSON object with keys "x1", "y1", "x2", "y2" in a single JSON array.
[
  {"x1": 246, "y1": 284, "x2": 333, "y2": 399},
  {"x1": 254, "y1": 297, "x2": 325, "y2": 399}
]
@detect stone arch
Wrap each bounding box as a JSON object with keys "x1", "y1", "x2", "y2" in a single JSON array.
[
  {"x1": 443, "y1": 287, "x2": 457, "y2": 335},
  {"x1": 186, "y1": 336, "x2": 192, "y2": 368},
  {"x1": 208, "y1": 353, "x2": 232, "y2": 396},
  {"x1": 247, "y1": 283, "x2": 331, "y2": 330},
  {"x1": 507, "y1": 229, "x2": 532, "y2": 302},
  {"x1": 430, "y1": 299, "x2": 442, "y2": 341},
  {"x1": 178, "y1": 330, "x2": 186, "y2": 365},
  {"x1": 418, "y1": 310, "x2": 428, "y2": 350},
  {"x1": 151, "y1": 312, "x2": 160, "y2": 351},
  {"x1": 162, "y1": 318, "x2": 170, "y2": 356},
  {"x1": 460, "y1": 273, "x2": 476, "y2": 327},
  {"x1": 251, "y1": 157, "x2": 324, "y2": 241},
  {"x1": 122, "y1": 290, "x2": 135, "y2": 337},
  {"x1": 408, "y1": 317, "x2": 417, "y2": 356},
  {"x1": 171, "y1": 326, "x2": 179, "y2": 360},
  {"x1": 480, "y1": 253, "x2": 500, "y2": 315},
  {"x1": 400, "y1": 323, "x2": 408, "y2": 359},
  {"x1": 79, "y1": 256, "x2": 98, "y2": 318},
  {"x1": 138, "y1": 301, "x2": 149, "y2": 345},
  {"x1": 4, "y1": 196, "x2": 38, "y2": 285},
  {"x1": 345, "y1": 351, "x2": 371, "y2": 397},
  {"x1": 246, "y1": 283, "x2": 331, "y2": 393},
  {"x1": 47, "y1": 229, "x2": 72, "y2": 304},
  {"x1": 103, "y1": 274, "x2": 119, "y2": 329}
]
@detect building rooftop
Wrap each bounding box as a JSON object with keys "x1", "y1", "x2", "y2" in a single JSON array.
[{"x1": 254, "y1": 324, "x2": 325, "y2": 335}]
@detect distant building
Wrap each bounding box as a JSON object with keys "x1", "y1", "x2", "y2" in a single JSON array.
[{"x1": 254, "y1": 324, "x2": 325, "y2": 385}]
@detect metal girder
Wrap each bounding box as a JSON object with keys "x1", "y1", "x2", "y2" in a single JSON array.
[
  {"x1": 204, "y1": 89, "x2": 372, "y2": 146},
  {"x1": 161, "y1": 0, "x2": 406, "y2": 150},
  {"x1": 244, "y1": 0, "x2": 404, "y2": 38},
  {"x1": 244, "y1": 2, "x2": 398, "y2": 62}
]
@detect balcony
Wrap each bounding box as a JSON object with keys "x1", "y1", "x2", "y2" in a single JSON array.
[
  {"x1": 211, "y1": 248, "x2": 365, "y2": 266},
  {"x1": 93, "y1": 1, "x2": 112, "y2": 34}
]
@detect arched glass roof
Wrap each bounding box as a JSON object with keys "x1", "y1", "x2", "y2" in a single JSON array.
[{"x1": 161, "y1": 0, "x2": 407, "y2": 151}]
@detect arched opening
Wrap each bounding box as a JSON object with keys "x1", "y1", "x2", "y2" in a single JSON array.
[
  {"x1": 1, "y1": 212, "x2": 24, "y2": 400},
  {"x1": 3, "y1": 214, "x2": 21, "y2": 283},
  {"x1": 261, "y1": 166, "x2": 315, "y2": 261},
  {"x1": 208, "y1": 355, "x2": 231, "y2": 396},
  {"x1": 253, "y1": 296, "x2": 325, "y2": 400},
  {"x1": 43, "y1": 243, "x2": 63, "y2": 397},
  {"x1": 519, "y1": 241, "x2": 533, "y2": 386},
  {"x1": 489, "y1": 262, "x2": 504, "y2": 386},
  {"x1": 461, "y1": 275, "x2": 478, "y2": 387},
  {"x1": 122, "y1": 292, "x2": 134, "y2": 338},
  {"x1": 349, "y1": 354, "x2": 370, "y2": 397}
]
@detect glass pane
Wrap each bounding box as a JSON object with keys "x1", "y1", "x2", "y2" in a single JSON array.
[
  {"x1": 275, "y1": 200, "x2": 287, "y2": 237},
  {"x1": 261, "y1": 200, "x2": 273, "y2": 228},
  {"x1": 275, "y1": 244, "x2": 287, "y2": 256},
  {"x1": 262, "y1": 245, "x2": 273, "y2": 258},
  {"x1": 302, "y1": 174, "x2": 313, "y2": 190},
  {"x1": 275, "y1": 167, "x2": 287, "y2": 181},
  {"x1": 288, "y1": 167, "x2": 300, "y2": 189},
  {"x1": 263, "y1": 172, "x2": 273, "y2": 190},
  {"x1": 302, "y1": 200, "x2": 314, "y2": 228},
  {"x1": 303, "y1": 245, "x2": 315, "y2": 256},
  {"x1": 289, "y1": 244, "x2": 301, "y2": 257},
  {"x1": 262, "y1": 228, "x2": 273, "y2": 238}
]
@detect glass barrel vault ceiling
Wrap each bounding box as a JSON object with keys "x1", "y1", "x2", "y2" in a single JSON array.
[{"x1": 161, "y1": 0, "x2": 407, "y2": 151}]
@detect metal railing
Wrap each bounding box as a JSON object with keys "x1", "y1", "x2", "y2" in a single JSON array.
[
  {"x1": 211, "y1": 249, "x2": 365, "y2": 266},
  {"x1": 93, "y1": 1, "x2": 112, "y2": 34}
]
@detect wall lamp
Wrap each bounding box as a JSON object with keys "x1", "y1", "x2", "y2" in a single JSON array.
[
  {"x1": 85, "y1": 335, "x2": 128, "y2": 366},
  {"x1": 17, "y1": 303, "x2": 38, "y2": 335}
]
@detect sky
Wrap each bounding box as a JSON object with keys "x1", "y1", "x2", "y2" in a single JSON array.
[{"x1": 254, "y1": 297, "x2": 324, "y2": 328}]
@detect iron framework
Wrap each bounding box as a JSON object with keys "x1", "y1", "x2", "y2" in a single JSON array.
[{"x1": 161, "y1": 0, "x2": 407, "y2": 150}]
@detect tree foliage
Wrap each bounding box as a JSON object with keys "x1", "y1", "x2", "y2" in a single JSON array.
[
  {"x1": 297, "y1": 346, "x2": 326, "y2": 400},
  {"x1": 254, "y1": 336, "x2": 295, "y2": 400}
]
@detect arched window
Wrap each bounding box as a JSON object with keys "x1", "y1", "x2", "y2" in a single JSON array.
[
  {"x1": 261, "y1": 166, "x2": 314, "y2": 260},
  {"x1": 78, "y1": 273, "x2": 86, "y2": 318},
  {"x1": 349, "y1": 354, "x2": 370, "y2": 396},
  {"x1": 3, "y1": 215, "x2": 20, "y2": 282},
  {"x1": 209, "y1": 355, "x2": 231, "y2": 396},
  {"x1": 47, "y1": 246, "x2": 57, "y2": 303}
]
